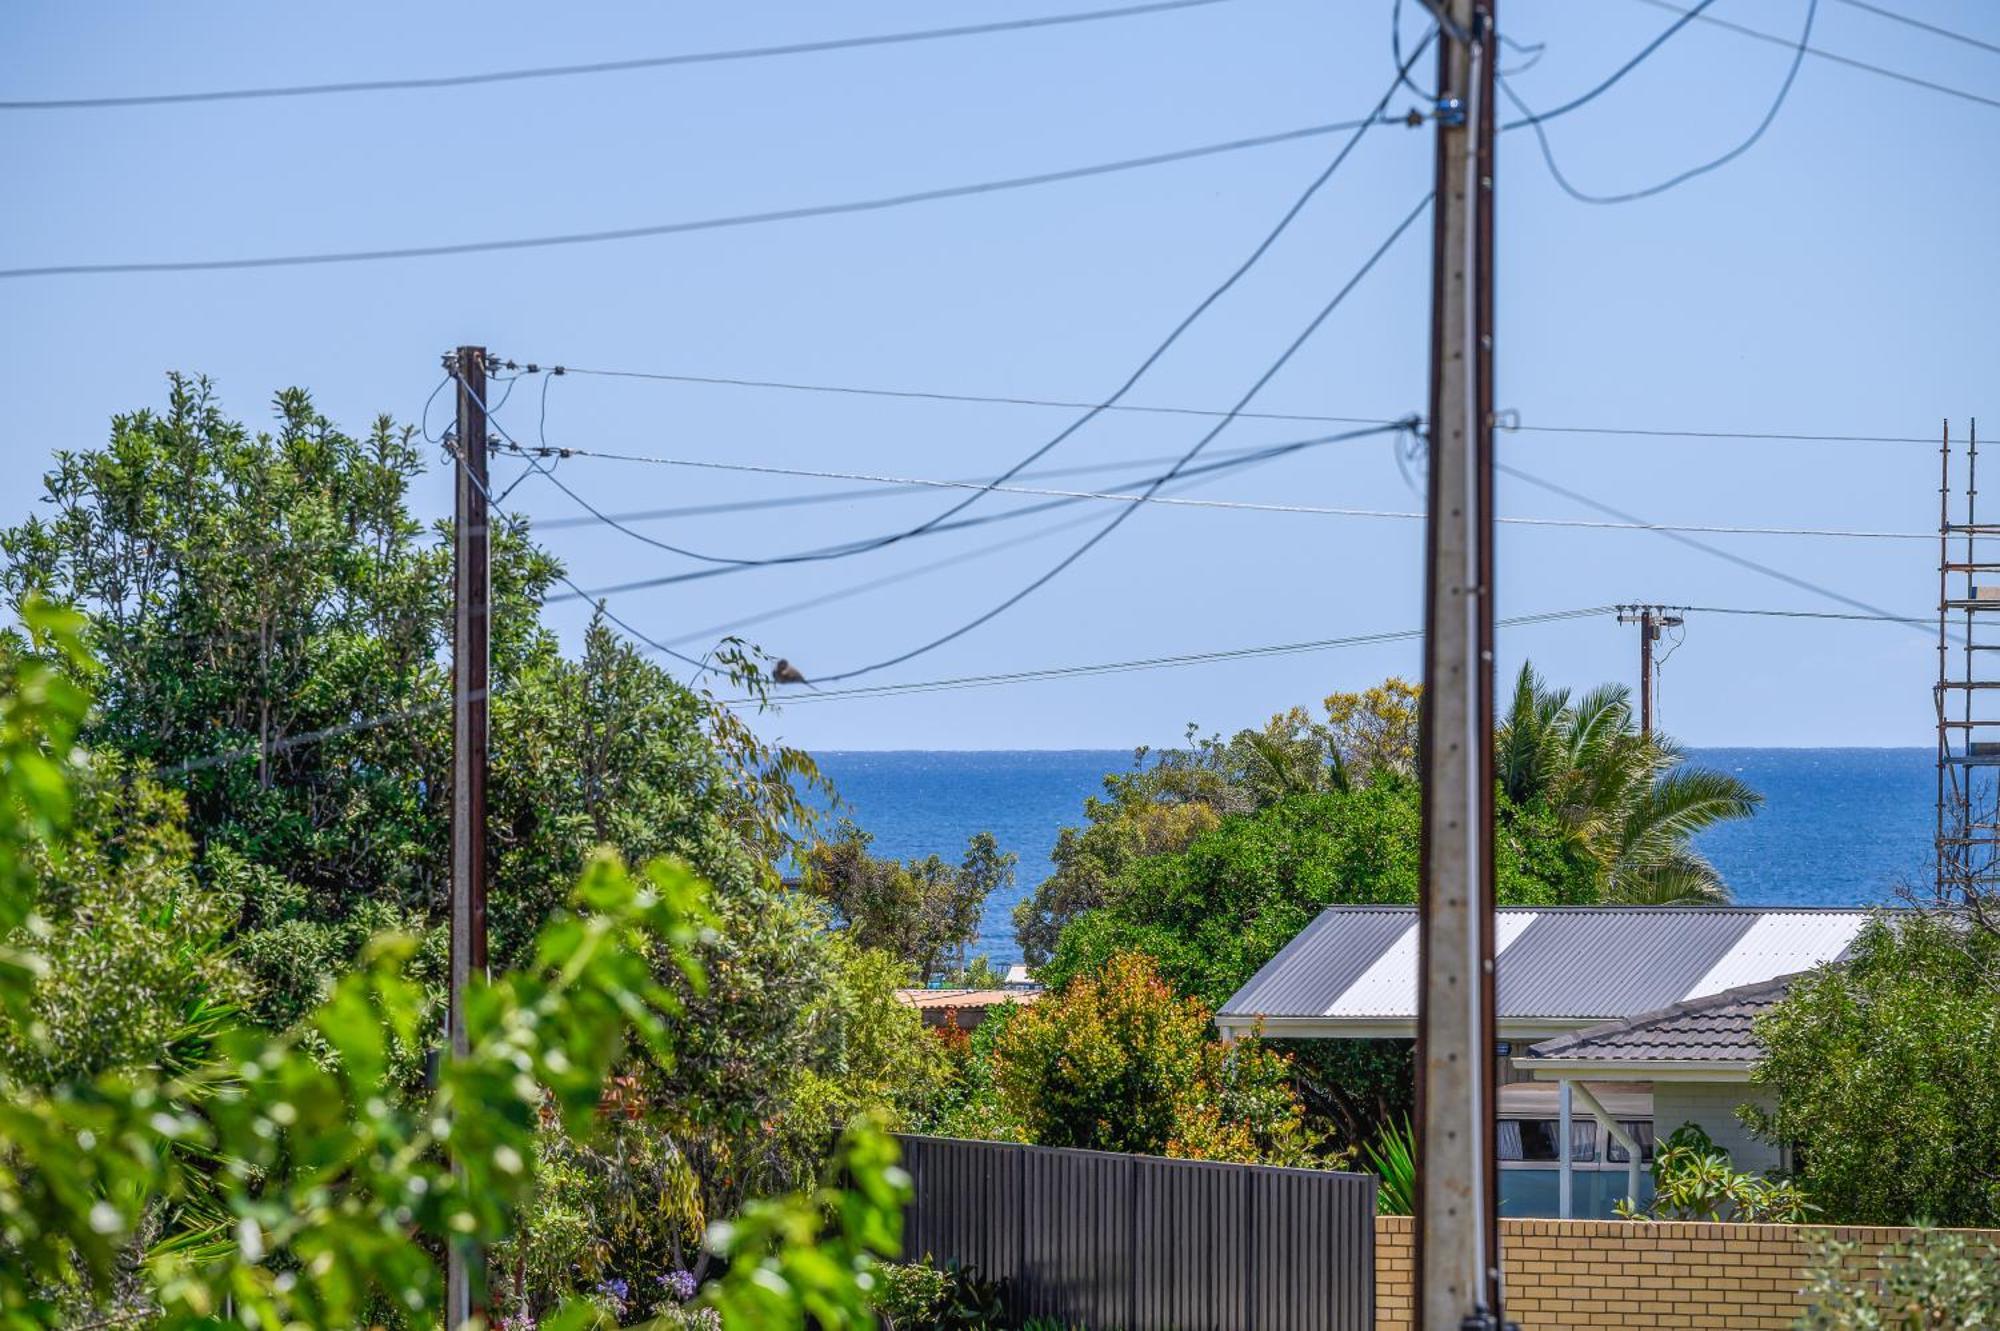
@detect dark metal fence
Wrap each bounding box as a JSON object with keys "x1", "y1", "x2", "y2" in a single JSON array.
[{"x1": 895, "y1": 1135, "x2": 1377, "y2": 1331}]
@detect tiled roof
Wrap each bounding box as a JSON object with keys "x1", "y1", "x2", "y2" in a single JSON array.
[
  {"x1": 1523, "y1": 975, "x2": 1795, "y2": 1065},
  {"x1": 1216, "y1": 906, "x2": 1874, "y2": 1028}
]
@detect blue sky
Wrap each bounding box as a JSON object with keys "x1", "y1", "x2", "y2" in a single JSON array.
[{"x1": 3, "y1": 0, "x2": 1995, "y2": 749}]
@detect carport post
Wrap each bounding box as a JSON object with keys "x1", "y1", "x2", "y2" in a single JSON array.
[{"x1": 1557, "y1": 1079, "x2": 1573, "y2": 1220}]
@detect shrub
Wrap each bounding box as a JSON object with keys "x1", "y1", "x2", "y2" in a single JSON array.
[
  {"x1": 990, "y1": 952, "x2": 1323, "y2": 1165},
  {"x1": 1798, "y1": 1229, "x2": 2000, "y2": 1329}
]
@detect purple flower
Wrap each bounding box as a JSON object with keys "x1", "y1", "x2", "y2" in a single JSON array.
[
  {"x1": 658, "y1": 1270, "x2": 698, "y2": 1303},
  {"x1": 593, "y1": 1278, "x2": 631, "y2": 1313}
]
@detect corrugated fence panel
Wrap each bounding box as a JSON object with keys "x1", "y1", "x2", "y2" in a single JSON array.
[
  {"x1": 1019, "y1": 1145, "x2": 1131, "y2": 1329},
  {"x1": 900, "y1": 1135, "x2": 1021, "y2": 1285},
  {"x1": 1132, "y1": 1156, "x2": 1250, "y2": 1331},
  {"x1": 895, "y1": 1135, "x2": 1375, "y2": 1331},
  {"x1": 1247, "y1": 1164, "x2": 1377, "y2": 1331}
]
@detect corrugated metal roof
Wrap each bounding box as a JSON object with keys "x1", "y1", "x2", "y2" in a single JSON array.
[
  {"x1": 1682, "y1": 913, "x2": 1865, "y2": 998},
  {"x1": 1328, "y1": 911, "x2": 1541, "y2": 1017},
  {"x1": 1495, "y1": 909, "x2": 1754, "y2": 1018},
  {"x1": 1225, "y1": 908, "x2": 1411, "y2": 1019},
  {"x1": 1216, "y1": 906, "x2": 1878, "y2": 1030},
  {"x1": 1525, "y1": 976, "x2": 1794, "y2": 1064}
]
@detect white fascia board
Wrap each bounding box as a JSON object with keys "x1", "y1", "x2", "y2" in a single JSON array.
[
  {"x1": 1216, "y1": 1015, "x2": 1596, "y2": 1041},
  {"x1": 1522, "y1": 1058, "x2": 1759, "y2": 1082}
]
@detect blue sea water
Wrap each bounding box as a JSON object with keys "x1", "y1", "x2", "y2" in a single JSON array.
[{"x1": 812, "y1": 748, "x2": 1935, "y2": 965}]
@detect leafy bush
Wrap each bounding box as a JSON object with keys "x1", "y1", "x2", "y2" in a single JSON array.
[
  {"x1": 0, "y1": 603, "x2": 910, "y2": 1330},
  {"x1": 1752, "y1": 915, "x2": 2000, "y2": 1226},
  {"x1": 931, "y1": 1262, "x2": 1008, "y2": 1331},
  {"x1": 874, "y1": 1260, "x2": 949, "y2": 1330},
  {"x1": 1615, "y1": 1123, "x2": 1813, "y2": 1224},
  {"x1": 1798, "y1": 1229, "x2": 2000, "y2": 1330},
  {"x1": 990, "y1": 952, "x2": 1324, "y2": 1165}
]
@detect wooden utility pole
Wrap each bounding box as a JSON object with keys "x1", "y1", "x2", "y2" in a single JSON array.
[
  {"x1": 1616, "y1": 605, "x2": 1684, "y2": 738},
  {"x1": 1413, "y1": 1, "x2": 1507, "y2": 1329},
  {"x1": 447, "y1": 345, "x2": 491, "y2": 1330}
]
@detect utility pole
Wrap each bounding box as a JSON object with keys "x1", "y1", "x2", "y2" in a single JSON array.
[
  {"x1": 1616, "y1": 605, "x2": 1684, "y2": 738},
  {"x1": 1414, "y1": 1, "x2": 1506, "y2": 1329},
  {"x1": 447, "y1": 345, "x2": 491, "y2": 1330}
]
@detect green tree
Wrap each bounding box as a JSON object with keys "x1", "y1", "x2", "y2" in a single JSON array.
[
  {"x1": 803, "y1": 821, "x2": 1015, "y2": 980},
  {"x1": 1, "y1": 376, "x2": 823, "y2": 1023},
  {"x1": 0, "y1": 600, "x2": 905, "y2": 1331},
  {"x1": 1498, "y1": 663, "x2": 1760, "y2": 904},
  {"x1": 988, "y1": 952, "x2": 1323, "y2": 1164},
  {"x1": 1751, "y1": 914, "x2": 2000, "y2": 1226},
  {"x1": 1040, "y1": 780, "x2": 1597, "y2": 1009},
  {"x1": 0, "y1": 755, "x2": 247, "y2": 1089}
]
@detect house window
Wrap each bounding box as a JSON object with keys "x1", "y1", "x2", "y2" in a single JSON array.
[
  {"x1": 1605, "y1": 1120, "x2": 1656, "y2": 1164},
  {"x1": 1497, "y1": 1119, "x2": 1598, "y2": 1162}
]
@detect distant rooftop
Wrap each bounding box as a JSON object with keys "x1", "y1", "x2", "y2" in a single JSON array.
[{"x1": 1216, "y1": 906, "x2": 1880, "y2": 1039}]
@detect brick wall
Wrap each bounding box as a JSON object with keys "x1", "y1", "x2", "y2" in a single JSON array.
[{"x1": 1374, "y1": 1215, "x2": 2000, "y2": 1330}]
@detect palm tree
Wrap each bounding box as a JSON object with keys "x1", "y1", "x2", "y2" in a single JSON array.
[{"x1": 1498, "y1": 663, "x2": 1760, "y2": 904}]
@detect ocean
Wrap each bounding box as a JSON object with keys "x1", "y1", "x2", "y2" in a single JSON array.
[{"x1": 812, "y1": 748, "x2": 1934, "y2": 965}]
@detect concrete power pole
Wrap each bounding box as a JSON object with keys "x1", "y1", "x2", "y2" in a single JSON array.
[
  {"x1": 447, "y1": 345, "x2": 491, "y2": 1330},
  {"x1": 1413, "y1": 2, "x2": 1509, "y2": 1329},
  {"x1": 1616, "y1": 605, "x2": 1684, "y2": 738}
]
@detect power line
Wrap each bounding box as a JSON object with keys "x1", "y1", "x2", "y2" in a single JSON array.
[
  {"x1": 521, "y1": 443, "x2": 1932, "y2": 553},
  {"x1": 0, "y1": 0, "x2": 1245, "y2": 111},
  {"x1": 805, "y1": 192, "x2": 1432, "y2": 684},
  {"x1": 727, "y1": 606, "x2": 1616, "y2": 704},
  {"x1": 1831, "y1": 0, "x2": 2000, "y2": 58},
  {"x1": 1498, "y1": 462, "x2": 1934, "y2": 632},
  {"x1": 0, "y1": 114, "x2": 1413, "y2": 281},
  {"x1": 511, "y1": 34, "x2": 1434, "y2": 576},
  {"x1": 151, "y1": 696, "x2": 455, "y2": 778},
  {"x1": 1502, "y1": 0, "x2": 1819, "y2": 205},
  {"x1": 1628, "y1": 0, "x2": 2000, "y2": 112},
  {"x1": 1499, "y1": 0, "x2": 1721, "y2": 128},
  {"x1": 548, "y1": 365, "x2": 1940, "y2": 444},
  {"x1": 517, "y1": 421, "x2": 1416, "y2": 575},
  {"x1": 528, "y1": 436, "x2": 1384, "y2": 530},
  {"x1": 1680, "y1": 603, "x2": 1929, "y2": 624},
  {"x1": 651, "y1": 432, "x2": 1352, "y2": 648},
  {"x1": 544, "y1": 423, "x2": 1416, "y2": 604}
]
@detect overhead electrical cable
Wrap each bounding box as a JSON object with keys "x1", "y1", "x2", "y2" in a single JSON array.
[
  {"x1": 515, "y1": 34, "x2": 1433, "y2": 574},
  {"x1": 1501, "y1": 0, "x2": 1818, "y2": 204},
  {"x1": 552, "y1": 366, "x2": 1937, "y2": 444},
  {"x1": 152, "y1": 697, "x2": 454, "y2": 777},
  {"x1": 1627, "y1": 0, "x2": 2000, "y2": 111},
  {"x1": 802, "y1": 191, "x2": 1433, "y2": 685},
  {"x1": 726, "y1": 607, "x2": 1615, "y2": 704},
  {"x1": 0, "y1": 114, "x2": 1411, "y2": 281},
  {"x1": 1498, "y1": 0, "x2": 1722, "y2": 128},
  {"x1": 1829, "y1": 0, "x2": 2000, "y2": 58},
  {"x1": 650, "y1": 433, "x2": 1359, "y2": 648},
  {"x1": 445, "y1": 391, "x2": 727, "y2": 676},
  {"x1": 529, "y1": 435, "x2": 1389, "y2": 530},
  {"x1": 0, "y1": 0, "x2": 1243, "y2": 111},
  {"x1": 520, "y1": 445, "x2": 1931, "y2": 570},
  {"x1": 543, "y1": 423, "x2": 1415, "y2": 606},
  {"x1": 1498, "y1": 462, "x2": 1934, "y2": 632},
  {"x1": 521, "y1": 419, "x2": 1414, "y2": 573}
]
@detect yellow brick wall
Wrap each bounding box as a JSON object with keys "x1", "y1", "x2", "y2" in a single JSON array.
[{"x1": 1373, "y1": 1216, "x2": 2000, "y2": 1331}]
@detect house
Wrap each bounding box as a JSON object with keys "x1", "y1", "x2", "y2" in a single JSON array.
[
  {"x1": 894, "y1": 986, "x2": 1040, "y2": 1031},
  {"x1": 1515, "y1": 976, "x2": 1791, "y2": 1217},
  {"x1": 1214, "y1": 905, "x2": 1877, "y2": 1217}
]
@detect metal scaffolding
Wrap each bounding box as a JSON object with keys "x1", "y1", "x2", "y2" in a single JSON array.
[{"x1": 1937, "y1": 419, "x2": 1998, "y2": 899}]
